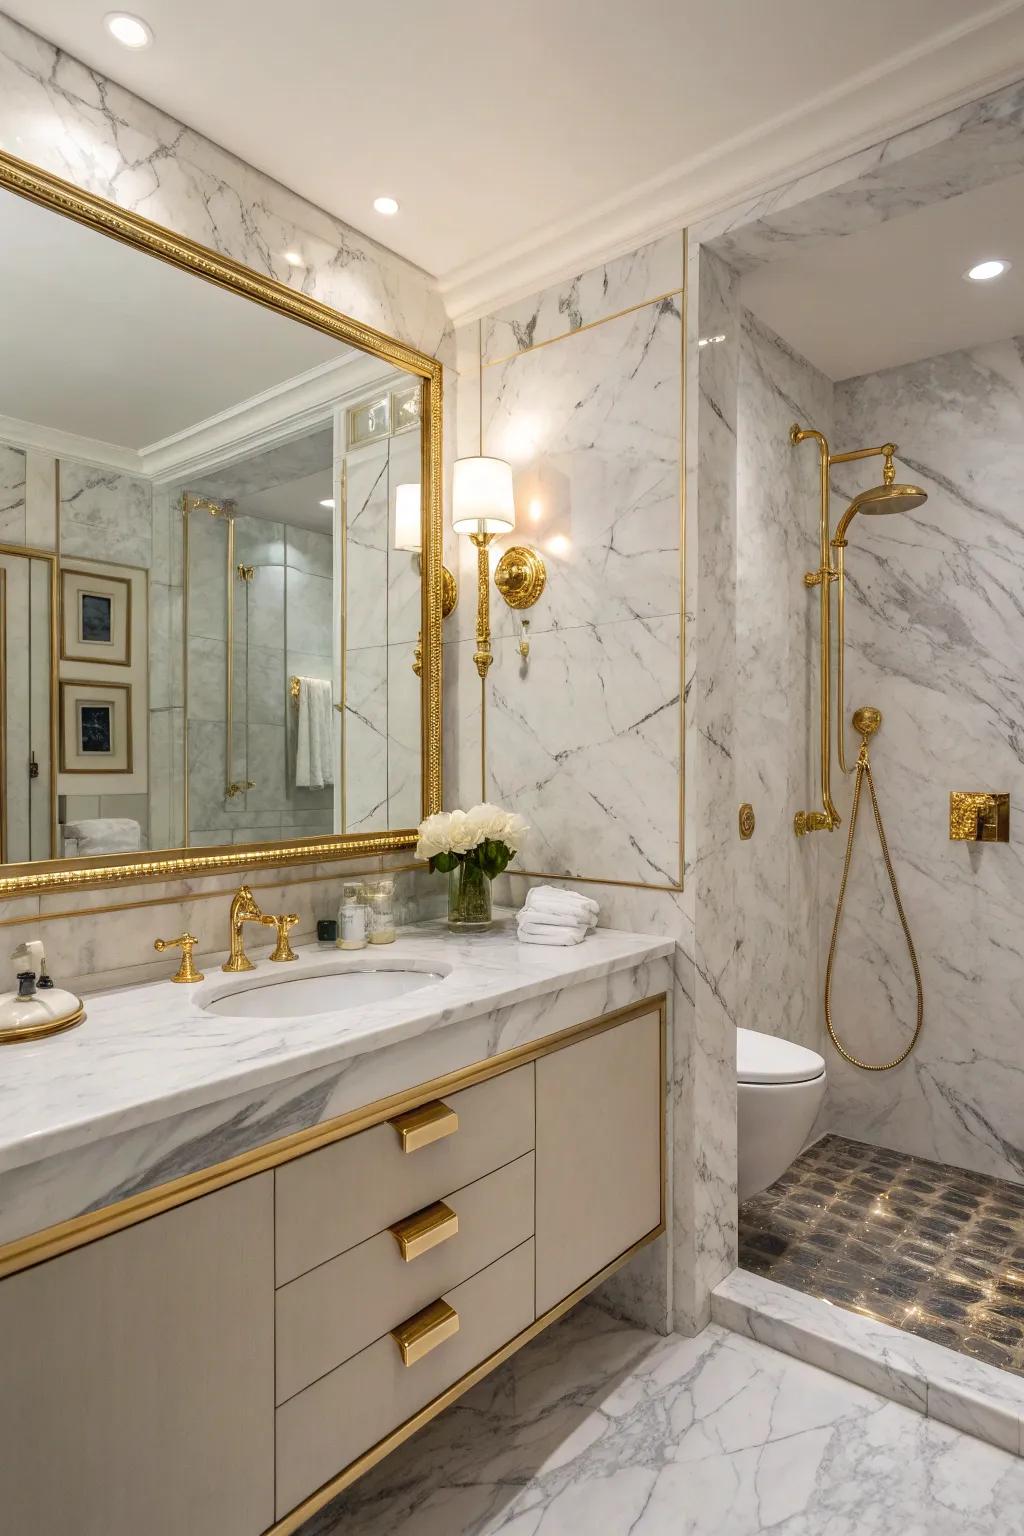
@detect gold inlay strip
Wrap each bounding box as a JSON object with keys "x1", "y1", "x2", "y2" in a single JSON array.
[
  {"x1": 0, "y1": 147, "x2": 443, "y2": 896},
  {"x1": 482, "y1": 285, "x2": 685, "y2": 367},
  {"x1": 0, "y1": 994, "x2": 665, "y2": 1281}
]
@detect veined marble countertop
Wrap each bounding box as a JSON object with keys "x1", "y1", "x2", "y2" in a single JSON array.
[{"x1": 0, "y1": 916, "x2": 673, "y2": 1180}]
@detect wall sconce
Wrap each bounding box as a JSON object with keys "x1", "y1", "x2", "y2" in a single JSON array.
[
  {"x1": 451, "y1": 457, "x2": 516, "y2": 678},
  {"x1": 395, "y1": 483, "x2": 458, "y2": 676}
]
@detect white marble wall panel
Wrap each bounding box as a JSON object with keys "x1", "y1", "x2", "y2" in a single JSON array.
[
  {"x1": 58, "y1": 461, "x2": 153, "y2": 568},
  {"x1": 0, "y1": 443, "x2": 25, "y2": 542},
  {"x1": 735, "y1": 310, "x2": 833, "y2": 1052},
  {"x1": 697, "y1": 79, "x2": 1024, "y2": 275},
  {"x1": 0, "y1": 16, "x2": 450, "y2": 365},
  {"x1": 481, "y1": 233, "x2": 683, "y2": 362},
  {"x1": 821, "y1": 336, "x2": 1024, "y2": 1183}
]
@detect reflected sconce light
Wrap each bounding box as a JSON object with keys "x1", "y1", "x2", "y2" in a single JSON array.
[{"x1": 394, "y1": 483, "x2": 458, "y2": 677}]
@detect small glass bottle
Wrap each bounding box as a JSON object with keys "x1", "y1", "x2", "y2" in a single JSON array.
[
  {"x1": 337, "y1": 882, "x2": 368, "y2": 950},
  {"x1": 367, "y1": 877, "x2": 396, "y2": 944}
]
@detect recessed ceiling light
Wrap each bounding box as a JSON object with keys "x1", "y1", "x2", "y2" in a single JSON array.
[
  {"x1": 964, "y1": 258, "x2": 1011, "y2": 282},
  {"x1": 373, "y1": 196, "x2": 399, "y2": 216},
  {"x1": 104, "y1": 12, "x2": 154, "y2": 48},
  {"x1": 283, "y1": 250, "x2": 303, "y2": 268},
  {"x1": 319, "y1": 499, "x2": 335, "y2": 509}
]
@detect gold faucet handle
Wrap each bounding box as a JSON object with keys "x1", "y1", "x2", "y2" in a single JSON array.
[
  {"x1": 268, "y1": 913, "x2": 300, "y2": 963},
  {"x1": 154, "y1": 932, "x2": 204, "y2": 984}
]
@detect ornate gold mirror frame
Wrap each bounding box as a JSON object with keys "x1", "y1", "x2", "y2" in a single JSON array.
[{"x1": 0, "y1": 150, "x2": 443, "y2": 897}]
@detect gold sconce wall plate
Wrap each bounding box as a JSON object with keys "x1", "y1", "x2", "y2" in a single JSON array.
[
  {"x1": 494, "y1": 546, "x2": 547, "y2": 610},
  {"x1": 950, "y1": 791, "x2": 1010, "y2": 842},
  {"x1": 441, "y1": 566, "x2": 458, "y2": 618}
]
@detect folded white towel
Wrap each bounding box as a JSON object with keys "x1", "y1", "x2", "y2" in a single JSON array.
[
  {"x1": 523, "y1": 885, "x2": 599, "y2": 927},
  {"x1": 516, "y1": 908, "x2": 588, "y2": 931},
  {"x1": 63, "y1": 817, "x2": 141, "y2": 854},
  {"x1": 517, "y1": 925, "x2": 587, "y2": 946}
]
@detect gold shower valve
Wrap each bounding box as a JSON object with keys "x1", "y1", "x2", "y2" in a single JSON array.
[{"x1": 949, "y1": 791, "x2": 1009, "y2": 842}]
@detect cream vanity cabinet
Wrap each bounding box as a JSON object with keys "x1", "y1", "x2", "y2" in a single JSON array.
[{"x1": 0, "y1": 1004, "x2": 663, "y2": 1535}]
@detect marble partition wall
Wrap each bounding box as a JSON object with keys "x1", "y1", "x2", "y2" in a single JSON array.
[
  {"x1": 735, "y1": 311, "x2": 833, "y2": 1053},
  {"x1": 458, "y1": 236, "x2": 743, "y2": 1337},
  {"x1": 0, "y1": 443, "x2": 25, "y2": 542},
  {"x1": 822, "y1": 336, "x2": 1024, "y2": 1184}
]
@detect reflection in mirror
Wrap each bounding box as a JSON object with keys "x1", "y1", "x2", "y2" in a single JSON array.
[{"x1": 0, "y1": 182, "x2": 426, "y2": 865}]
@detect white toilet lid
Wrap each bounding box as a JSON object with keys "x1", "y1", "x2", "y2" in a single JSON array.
[{"x1": 737, "y1": 1027, "x2": 825, "y2": 1085}]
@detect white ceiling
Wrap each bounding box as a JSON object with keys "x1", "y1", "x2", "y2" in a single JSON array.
[
  {"x1": 0, "y1": 187, "x2": 347, "y2": 448},
  {"x1": 739, "y1": 171, "x2": 1024, "y2": 380},
  {"x1": 8, "y1": 1, "x2": 1024, "y2": 317}
]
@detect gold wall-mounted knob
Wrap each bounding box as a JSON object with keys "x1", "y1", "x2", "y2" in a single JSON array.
[{"x1": 154, "y1": 932, "x2": 204, "y2": 983}]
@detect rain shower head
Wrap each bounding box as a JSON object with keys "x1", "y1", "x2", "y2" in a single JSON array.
[{"x1": 831, "y1": 480, "x2": 928, "y2": 545}]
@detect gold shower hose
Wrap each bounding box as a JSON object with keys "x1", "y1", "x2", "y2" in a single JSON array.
[{"x1": 824, "y1": 722, "x2": 924, "y2": 1071}]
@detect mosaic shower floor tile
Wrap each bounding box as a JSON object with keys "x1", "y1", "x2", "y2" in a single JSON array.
[{"x1": 739, "y1": 1134, "x2": 1024, "y2": 1377}]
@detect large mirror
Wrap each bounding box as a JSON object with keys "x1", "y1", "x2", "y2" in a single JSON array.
[{"x1": 0, "y1": 158, "x2": 442, "y2": 890}]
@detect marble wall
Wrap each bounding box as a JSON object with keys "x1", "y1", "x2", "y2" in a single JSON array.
[
  {"x1": 454, "y1": 235, "x2": 741, "y2": 1337},
  {"x1": 735, "y1": 311, "x2": 833, "y2": 1052},
  {"x1": 823, "y1": 336, "x2": 1024, "y2": 1184}
]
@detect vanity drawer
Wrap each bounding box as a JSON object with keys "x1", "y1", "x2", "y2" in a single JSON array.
[
  {"x1": 275, "y1": 1237, "x2": 535, "y2": 1519},
  {"x1": 275, "y1": 1063, "x2": 534, "y2": 1284},
  {"x1": 275, "y1": 1151, "x2": 535, "y2": 1403}
]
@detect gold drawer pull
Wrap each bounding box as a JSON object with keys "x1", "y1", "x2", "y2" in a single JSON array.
[
  {"x1": 388, "y1": 1100, "x2": 459, "y2": 1153},
  {"x1": 389, "y1": 1200, "x2": 459, "y2": 1262},
  {"x1": 391, "y1": 1298, "x2": 459, "y2": 1366}
]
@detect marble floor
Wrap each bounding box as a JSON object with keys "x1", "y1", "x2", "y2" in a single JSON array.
[
  {"x1": 739, "y1": 1134, "x2": 1024, "y2": 1375},
  {"x1": 299, "y1": 1302, "x2": 1024, "y2": 1535}
]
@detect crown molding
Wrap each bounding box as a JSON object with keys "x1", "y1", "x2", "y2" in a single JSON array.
[
  {"x1": 439, "y1": 1, "x2": 1024, "y2": 322},
  {"x1": 0, "y1": 413, "x2": 140, "y2": 473}
]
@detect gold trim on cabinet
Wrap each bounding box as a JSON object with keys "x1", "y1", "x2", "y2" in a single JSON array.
[
  {"x1": 267, "y1": 1222, "x2": 665, "y2": 1535},
  {"x1": 389, "y1": 1098, "x2": 459, "y2": 1152},
  {"x1": 0, "y1": 994, "x2": 665, "y2": 1281},
  {"x1": 0, "y1": 147, "x2": 443, "y2": 896},
  {"x1": 389, "y1": 1200, "x2": 459, "y2": 1262},
  {"x1": 391, "y1": 1297, "x2": 460, "y2": 1365}
]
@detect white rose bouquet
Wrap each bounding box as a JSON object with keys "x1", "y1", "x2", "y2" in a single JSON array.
[
  {"x1": 416, "y1": 803, "x2": 528, "y2": 928},
  {"x1": 416, "y1": 803, "x2": 528, "y2": 877}
]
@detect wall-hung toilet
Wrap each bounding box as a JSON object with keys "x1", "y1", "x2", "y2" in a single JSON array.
[{"x1": 737, "y1": 1028, "x2": 826, "y2": 1203}]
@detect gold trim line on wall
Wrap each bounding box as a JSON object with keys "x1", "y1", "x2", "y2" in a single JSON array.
[{"x1": 0, "y1": 146, "x2": 444, "y2": 897}]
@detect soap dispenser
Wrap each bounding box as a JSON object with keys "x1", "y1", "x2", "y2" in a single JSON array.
[{"x1": 0, "y1": 940, "x2": 84, "y2": 1045}]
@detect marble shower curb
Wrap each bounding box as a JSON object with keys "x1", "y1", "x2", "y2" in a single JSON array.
[{"x1": 712, "y1": 1267, "x2": 1024, "y2": 1457}]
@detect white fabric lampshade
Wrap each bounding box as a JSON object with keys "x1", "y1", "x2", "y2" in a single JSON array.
[
  {"x1": 394, "y1": 482, "x2": 422, "y2": 551},
  {"x1": 451, "y1": 456, "x2": 516, "y2": 535}
]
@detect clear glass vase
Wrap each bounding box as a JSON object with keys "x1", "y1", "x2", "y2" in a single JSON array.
[{"x1": 447, "y1": 858, "x2": 492, "y2": 931}]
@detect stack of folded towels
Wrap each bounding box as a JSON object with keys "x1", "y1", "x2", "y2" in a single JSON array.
[{"x1": 516, "y1": 885, "x2": 600, "y2": 945}]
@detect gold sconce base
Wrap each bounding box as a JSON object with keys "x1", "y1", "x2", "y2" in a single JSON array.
[{"x1": 494, "y1": 545, "x2": 547, "y2": 609}]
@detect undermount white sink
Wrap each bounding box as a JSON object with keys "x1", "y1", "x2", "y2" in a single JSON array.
[{"x1": 198, "y1": 961, "x2": 445, "y2": 1020}]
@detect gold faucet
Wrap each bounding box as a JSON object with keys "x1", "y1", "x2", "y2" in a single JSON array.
[{"x1": 223, "y1": 884, "x2": 275, "y2": 973}]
